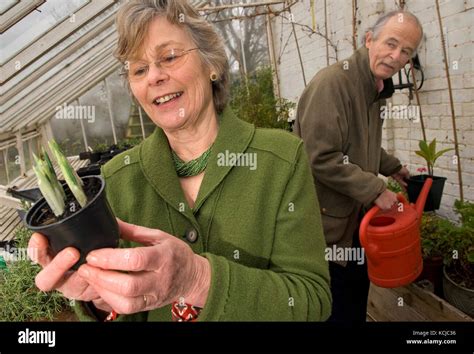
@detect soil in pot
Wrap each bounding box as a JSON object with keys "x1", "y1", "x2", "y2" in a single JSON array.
[
  {"x1": 25, "y1": 176, "x2": 119, "y2": 270},
  {"x1": 33, "y1": 177, "x2": 101, "y2": 226},
  {"x1": 407, "y1": 175, "x2": 446, "y2": 211}
]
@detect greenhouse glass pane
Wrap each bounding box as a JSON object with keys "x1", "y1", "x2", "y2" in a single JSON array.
[
  {"x1": 0, "y1": 0, "x2": 19, "y2": 15},
  {"x1": 50, "y1": 71, "x2": 135, "y2": 156},
  {"x1": 6, "y1": 146, "x2": 20, "y2": 182},
  {"x1": 23, "y1": 141, "x2": 31, "y2": 171},
  {"x1": 1, "y1": 0, "x2": 89, "y2": 63},
  {"x1": 0, "y1": 150, "x2": 8, "y2": 185}
]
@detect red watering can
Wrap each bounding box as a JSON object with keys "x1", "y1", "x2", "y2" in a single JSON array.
[{"x1": 359, "y1": 178, "x2": 432, "y2": 288}]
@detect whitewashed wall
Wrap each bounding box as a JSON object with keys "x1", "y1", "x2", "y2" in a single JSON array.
[{"x1": 272, "y1": 0, "x2": 474, "y2": 219}]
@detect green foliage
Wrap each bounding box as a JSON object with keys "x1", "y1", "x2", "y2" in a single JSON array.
[
  {"x1": 117, "y1": 137, "x2": 143, "y2": 151},
  {"x1": 92, "y1": 143, "x2": 109, "y2": 153},
  {"x1": 386, "y1": 177, "x2": 408, "y2": 199},
  {"x1": 32, "y1": 140, "x2": 88, "y2": 217},
  {"x1": 0, "y1": 227, "x2": 69, "y2": 321},
  {"x1": 454, "y1": 199, "x2": 474, "y2": 228},
  {"x1": 420, "y1": 213, "x2": 451, "y2": 259},
  {"x1": 32, "y1": 149, "x2": 66, "y2": 217},
  {"x1": 449, "y1": 200, "x2": 474, "y2": 288},
  {"x1": 415, "y1": 138, "x2": 454, "y2": 176},
  {"x1": 20, "y1": 199, "x2": 32, "y2": 212},
  {"x1": 92, "y1": 138, "x2": 142, "y2": 155},
  {"x1": 230, "y1": 67, "x2": 295, "y2": 131},
  {"x1": 57, "y1": 138, "x2": 83, "y2": 157},
  {"x1": 420, "y1": 201, "x2": 474, "y2": 289}
]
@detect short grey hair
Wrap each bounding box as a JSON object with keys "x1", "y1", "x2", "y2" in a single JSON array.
[
  {"x1": 115, "y1": 0, "x2": 230, "y2": 114},
  {"x1": 363, "y1": 10, "x2": 424, "y2": 54}
]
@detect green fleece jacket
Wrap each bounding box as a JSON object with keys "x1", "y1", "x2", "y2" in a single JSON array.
[{"x1": 75, "y1": 107, "x2": 331, "y2": 321}]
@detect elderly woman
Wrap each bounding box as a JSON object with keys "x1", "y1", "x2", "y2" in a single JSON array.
[{"x1": 28, "y1": 0, "x2": 331, "y2": 321}]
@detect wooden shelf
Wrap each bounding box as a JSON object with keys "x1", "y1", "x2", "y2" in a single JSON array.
[{"x1": 368, "y1": 282, "x2": 473, "y2": 321}]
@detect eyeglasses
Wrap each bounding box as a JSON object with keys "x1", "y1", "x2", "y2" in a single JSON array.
[{"x1": 120, "y1": 48, "x2": 200, "y2": 82}]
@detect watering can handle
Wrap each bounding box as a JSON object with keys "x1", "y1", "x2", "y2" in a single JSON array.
[
  {"x1": 397, "y1": 193, "x2": 409, "y2": 205},
  {"x1": 359, "y1": 205, "x2": 379, "y2": 250},
  {"x1": 359, "y1": 193, "x2": 407, "y2": 253}
]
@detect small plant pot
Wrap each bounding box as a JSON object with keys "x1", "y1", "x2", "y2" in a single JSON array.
[
  {"x1": 25, "y1": 175, "x2": 119, "y2": 270},
  {"x1": 416, "y1": 255, "x2": 444, "y2": 297},
  {"x1": 443, "y1": 266, "x2": 474, "y2": 317},
  {"x1": 77, "y1": 163, "x2": 101, "y2": 177},
  {"x1": 89, "y1": 152, "x2": 102, "y2": 164},
  {"x1": 407, "y1": 175, "x2": 446, "y2": 211},
  {"x1": 79, "y1": 151, "x2": 102, "y2": 164}
]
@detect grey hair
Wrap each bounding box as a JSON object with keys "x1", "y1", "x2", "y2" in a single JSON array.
[
  {"x1": 363, "y1": 10, "x2": 424, "y2": 54},
  {"x1": 115, "y1": 0, "x2": 229, "y2": 114}
]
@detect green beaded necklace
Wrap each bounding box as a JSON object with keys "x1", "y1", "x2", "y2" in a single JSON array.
[{"x1": 171, "y1": 145, "x2": 213, "y2": 177}]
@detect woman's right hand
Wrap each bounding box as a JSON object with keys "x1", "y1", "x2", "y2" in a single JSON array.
[{"x1": 27, "y1": 232, "x2": 112, "y2": 313}]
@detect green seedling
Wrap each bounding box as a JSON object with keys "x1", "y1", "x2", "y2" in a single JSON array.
[{"x1": 32, "y1": 140, "x2": 88, "y2": 217}]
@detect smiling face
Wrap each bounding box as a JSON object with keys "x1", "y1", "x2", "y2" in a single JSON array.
[
  {"x1": 365, "y1": 15, "x2": 422, "y2": 80},
  {"x1": 128, "y1": 17, "x2": 215, "y2": 133}
]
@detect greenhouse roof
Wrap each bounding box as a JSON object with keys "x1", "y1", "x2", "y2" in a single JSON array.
[{"x1": 0, "y1": 0, "x2": 210, "y2": 137}]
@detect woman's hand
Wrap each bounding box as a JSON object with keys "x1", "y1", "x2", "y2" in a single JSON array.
[
  {"x1": 27, "y1": 233, "x2": 111, "y2": 312},
  {"x1": 76, "y1": 219, "x2": 211, "y2": 315}
]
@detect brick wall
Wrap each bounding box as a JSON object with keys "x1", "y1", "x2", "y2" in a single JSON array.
[{"x1": 272, "y1": 0, "x2": 473, "y2": 220}]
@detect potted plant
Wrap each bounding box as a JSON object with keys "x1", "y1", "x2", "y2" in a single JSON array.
[
  {"x1": 79, "y1": 143, "x2": 109, "y2": 164},
  {"x1": 416, "y1": 212, "x2": 451, "y2": 297},
  {"x1": 442, "y1": 200, "x2": 474, "y2": 317},
  {"x1": 407, "y1": 138, "x2": 454, "y2": 211},
  {"x1": 24, "y1": 140, "x2": 119, "y2": 270},
  {"x1": 77, "y1": 139, "x2": 143, "y2": 177}
]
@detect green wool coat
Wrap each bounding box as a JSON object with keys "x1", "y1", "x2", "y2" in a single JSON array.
[
  {"x1": 75, "y1": 107, "x2": 331, "y2": 321},
  {"x1": 294, "y1": 47, "x2": 402, "y2": 258}
]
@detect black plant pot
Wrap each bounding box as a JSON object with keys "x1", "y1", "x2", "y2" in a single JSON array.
[
  {"x1": 407, "y1": 175, "x2": 447, "y2": 211},
  {"x1": 25, "y1": 175, "x2": 119, "y2": 270},
  {"x1": 89, "y1": 152, "x2": 102, "y2": 164},
  {"x1": 416, "y1": 255, "x2": 444, "y2": 297},
  {"x1": 79, "y1": 151, "x2": 102, "y2": 164},
  {"x1": 77, "y1": 163, "x2": 101, "y2": 177},
  {"x1": 7, "y1": 187, "x2": 43, "y2": 202}
]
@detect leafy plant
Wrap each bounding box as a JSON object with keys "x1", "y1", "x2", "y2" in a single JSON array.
[
  {"x1": 230, "y1": 67, "x2": 295, "y2": 131},
  {"x1": 92, "y1": 143, "x2": 109, "y2": 154},
  {"x1": 117, "y1": 137, "x2": 143, "y2": 151},
  {"x1": 386, "y1": 177, "x2": 408, "y2": 199},
  {"x1": 89, "y1": 138, "x2": 142, "y2": 158},
  {"x1": 420, "y1": 213, "x2": 451, "y2": 259},
  {"x1": 0, "y1": 227, "x2": 70, "y2": 321},
  {"x1": 454, "y1": 199, "x2": 474, "y2": 228},
  {"x1": 32, "y1": 140, "x2": 87, "y2": 217},
  {"x1": 415, "y1": 138, "x2": 454, "y2": 176},
  {"x1": 420, "y1": 201, "x2": 474, "y2": 289},
  {"x1": 445, "y1": 200, "x2": 474, "y2": 288}
]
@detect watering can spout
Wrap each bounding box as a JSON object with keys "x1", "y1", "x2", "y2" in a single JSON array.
[{"x1": 415, "y1": 177, "x2": 433, "y2": 217}]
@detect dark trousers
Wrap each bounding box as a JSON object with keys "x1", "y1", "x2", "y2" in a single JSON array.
[{"x1": 327, "y1": 226, "x2": 370, "y2": 324}]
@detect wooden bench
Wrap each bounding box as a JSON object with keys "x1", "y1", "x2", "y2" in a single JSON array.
[{"x1": 368, "y1": 282, "x2": 473, "y2": 321}]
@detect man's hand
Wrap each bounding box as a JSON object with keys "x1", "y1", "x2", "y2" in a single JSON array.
[
  {"x1": 374, "y1": 189, "x2": 399, "y2": 211},
  {"x1": 391, "y1": 166, "x2": 410, "y2": 188}
]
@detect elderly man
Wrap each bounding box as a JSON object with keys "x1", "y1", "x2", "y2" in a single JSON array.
[{"x1": 294, "y1": 10, "x2": 423, "y2": 323}]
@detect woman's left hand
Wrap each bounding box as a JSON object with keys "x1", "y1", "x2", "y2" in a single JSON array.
[{"x1": 77, "y1": 219, "x2": 211, "y2": 315}]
